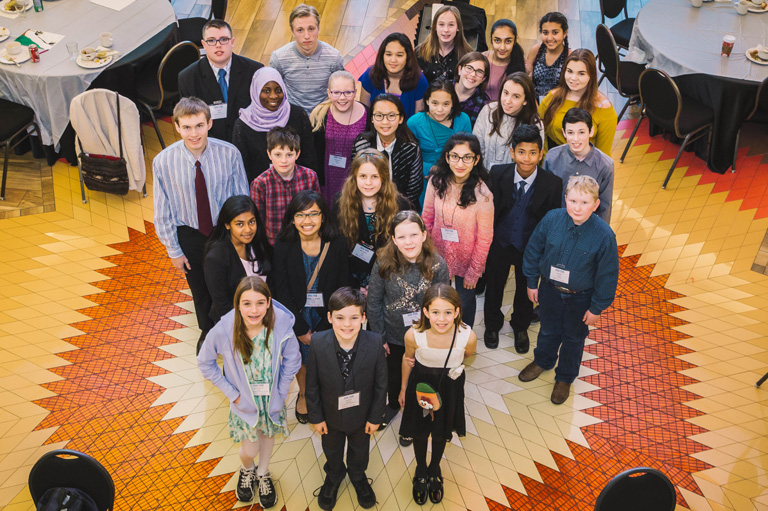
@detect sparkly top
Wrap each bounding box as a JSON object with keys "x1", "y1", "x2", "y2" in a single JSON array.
[{"x1": 532, "y1": 44, "x2": 567, "y2": 98}]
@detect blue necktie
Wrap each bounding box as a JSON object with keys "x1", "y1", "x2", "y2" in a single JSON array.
[
  {"x1": 515, "y1": 180, "x2": 525, "y2": 201},
  {"x1": 217, "y1": 68, "x2": 228, "y2": 103}
]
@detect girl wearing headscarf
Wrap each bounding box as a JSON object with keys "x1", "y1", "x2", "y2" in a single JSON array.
[{"x1": 232, "y1": 67, "x2": 318, "y2": 183}]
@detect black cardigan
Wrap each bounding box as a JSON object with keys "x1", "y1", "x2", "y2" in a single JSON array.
[
  {"x1": 232, "y1": 103, "x2": 318, "y2": 183},
  {"x1": 352, "y1": 131, "x2": 423, "y2": 209},
  {"x1": 272, "y1": 236, "x2": 352, "y2": 336},
  {"x1": 203, "y1": 240, "x2": 272, "y2": 325}
]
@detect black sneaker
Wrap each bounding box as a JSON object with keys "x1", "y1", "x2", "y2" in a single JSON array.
[
  {"x1": 351, "y1": 478, "x2": 376, "y2": 509},
  {"x1": 315, "y1": 478, "x2": 341, "y2": 511},
  {"x1": 236, "y1": 466, "x2": 256, "y2": 502},
  {"x1": 257, "y1": 472, "x2": 277, "y2": 508}
]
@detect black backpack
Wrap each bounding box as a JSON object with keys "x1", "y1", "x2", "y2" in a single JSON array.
[{"x1": 37, "y1": 488, "x2": 99, "y2": 511}]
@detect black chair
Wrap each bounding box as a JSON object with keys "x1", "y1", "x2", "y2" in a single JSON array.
[
  {"x1": 595, "y1": 467, "x2": 676, "y2": 511},
  {"x1": 620, "y1": 68, "x2": 714, "y2": 189},
  {"x1": 134, "y1": 41, "x2": 200, "y2": 149},
  {"x1": 595, "y1": 24, "x2": 644, "y2": 123},
  {"x1": 0, "y1": 98, "x2": 41, "y2": 201},
  {"x1": 178, "y1": 0, "x2": 228, "y2": 48},
  {"x1": 600, "y1": 0, "x2": 635, "y2": 51},
  {"x1": 29, "y1": 449, "x2": 115, "y2": 511},
  {"x1": 733, "y1": 76, "x2": 768, "y2": 172}
]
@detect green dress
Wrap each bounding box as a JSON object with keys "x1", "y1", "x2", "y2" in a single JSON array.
[{"x1": 229, "y1": 330, "x2": 288, "y2": 441}]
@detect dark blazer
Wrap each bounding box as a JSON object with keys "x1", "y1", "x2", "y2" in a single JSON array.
[
  {"x1": 232, "y1": 104, "x2": 318, "y2": 183},
  {"x1": 488, "y1": 164, "x2": 563, "y2": 230},
  {"x1": 272, "y1": 236, "x2": 351, "y2": 337},
  {"x1": 177, "y1": 54, "x2": 263, "y2": 143},
  {"x1": 305, "y1": 329, "x2": 387, "y2": 432},
  {"x1": 203, "y1": 240, "x2": 273, "y2": 325}
]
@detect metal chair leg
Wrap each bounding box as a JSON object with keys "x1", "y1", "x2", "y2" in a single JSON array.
[
  {"x1": 142, "y1": 183, "x2": 147, "y2": 198},
  {"x1": 757, "y1": 371, "x2": 768, "y2": 388},
  {"x1": 140, "y1": 102, "x2": 166, "y2": 149},
  {"x1": 616, "y1": 99, "x2": 632, "y2": 124},
  {"x1": 662, "y1": 133, "x2": 691, "y2": 189},
  {"x1": 598, "y1": 73, "x2": 606, "y2": 87},
  {"x1": 77, "y1": 158, "x2": 87, "y2": 204},
  {"x1": 620, "y1": 114, "x2": 643, "y2": 163}
]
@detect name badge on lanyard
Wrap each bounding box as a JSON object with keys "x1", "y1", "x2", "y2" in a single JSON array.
[
  {"x1": 329, "y1": 154, "x2": 347, "y2": 168},
  {"x1": 251, "y1": 382, "x2": 270, "y2": 396},
  {"x1": 305, "y1": 292, "x2": 324, "y2": 307},
  {"x1": 402, "y1": 311, "x2": 421, "y2": 327},
  {"x1": 210, "y1": 101, "x2": 227, "y2": 120},
  {"x1": 441, "y1": 228, "x2": 459, "y2": 243},
  {"x1": 352, "y1": 243, "x2": 375, "y2": 263},
  {"x1": 338, "y1": 391, "x2": 360, "y2": 410},
  {"x1": 550, "y1": 265, "x2": 570, "y2": 284}
]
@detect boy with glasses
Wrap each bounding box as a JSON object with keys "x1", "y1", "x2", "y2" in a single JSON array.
[{"x1": 178, "y1": 19, "x2": 263, "y2": 143}]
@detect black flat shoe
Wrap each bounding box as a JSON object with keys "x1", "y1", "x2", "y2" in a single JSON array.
[
  {"x1": 295, "y1": 407, "x2": 309, "y2": 424},
  {"x1": 399, "y1": 435, "x2": 413, "y2": 447},
  {"x1": 412, "y1": 476, "x2": 428, "y2": 505},
  {"x1": 428, "y1": 476, "x2": 443, "y2": 504}
]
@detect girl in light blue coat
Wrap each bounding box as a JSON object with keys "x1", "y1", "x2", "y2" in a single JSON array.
[{"x1": 198, "y1": 275, "x2": 301, "y2": 508}]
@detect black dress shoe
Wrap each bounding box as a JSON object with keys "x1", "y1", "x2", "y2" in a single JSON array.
[
  {"x1": 295, "y1": 407, "x2": 309, "y2": 424},
  {"x1": 412, "y1": 476, "x2": 428, "y2": 505},
  {"x1": 514, "y1": 330, "x2": 529, "y2": 354},
  {"x1": 316, "y1": 478, "x2": 341, "y2": 510},
  {"x1": 351, "y1": 478, "x2": 377, "y2": 509},
  {"x1": 484, "y1": 330, "x2": 499, "y2": 349},
  {"x1": 428, "y1": 476, "x2": 443, "y2": 503}
]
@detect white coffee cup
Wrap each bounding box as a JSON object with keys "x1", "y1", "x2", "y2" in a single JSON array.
[
  {"x1": 100, "y1": 32, "x2": 112, "y2": 48},
  {"x1": 80, "y1": 46, "x2": 97, "y2": 61},
  {"x1": 737, "y1": 0, "x2": 749, "y2": 14},
  {"x1": 757, "y1": 44, "x2": 768, "y2": 60},
  {"x1": 5, "y1": 41, "x2": 21, "y2": 55},
  {"x1": 750, "y1": 0, "x2": 763, "y2": 6},
  {"x1": 692, "y1": 0, "x2": 703, "y2": 7}
]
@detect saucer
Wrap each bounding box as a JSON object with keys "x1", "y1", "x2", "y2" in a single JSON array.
[
  {"x1": 748, "y1": 2, "x2": 768, "y2": 12},
  {"x1": 0, "y1": 27, "x2": 9, "y2": 43},
  {"x1": 0, "y1": 46, "x2": 30, "y2": 64}
]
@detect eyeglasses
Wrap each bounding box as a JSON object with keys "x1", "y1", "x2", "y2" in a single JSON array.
[
  {"x1": 294, "y1": 211, "x2": 322, "y2": 220},
  {"x1": 372, "y1": 112, "x2": 400, "y2": 122},
  {"x1": 463, "y1": 64, "x2": 486, "y2": 77},
  {"x1": 203, "y1": 37, "x2": 232, "y2": 46},
  {"x1": 329, "y1": 90, "x2": 356, "y2": 98},
  {"x1": 448, "y1": 153, "x2": 477, "y2": 164}
]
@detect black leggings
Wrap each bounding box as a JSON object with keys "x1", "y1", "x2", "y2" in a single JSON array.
[
  {"x1": 386, "y1": 343, "x2": 405, "y2": 410},
  {"x1": 412, "y1": 435, "x2": 448, "y2": 478}
]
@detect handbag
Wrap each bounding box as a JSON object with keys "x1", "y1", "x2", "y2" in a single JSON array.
[
  {"x1": 415, "y1": 325, "x2": 457, "y2": 420},
  {"x1": 77, "y1": 91, "x2": 130, "y2": 196}
]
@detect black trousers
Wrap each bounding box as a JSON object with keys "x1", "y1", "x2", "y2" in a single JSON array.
[
  {"x1": 386, "y1": 343, "x2": 405, "y2": 410},
  {"x1": 483, "y1": 239, "x2": 533, "y2": 334},
  {"x1": 322, "y1": 425, "x2": 370, "y2": 484},
  {"x1": 177, "y1": 226, "x2": 213, "y2": 337}
]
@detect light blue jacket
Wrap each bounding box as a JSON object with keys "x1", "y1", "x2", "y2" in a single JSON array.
[{"x1": 197, "y1": 300, "x2": 302, "y2": 426}]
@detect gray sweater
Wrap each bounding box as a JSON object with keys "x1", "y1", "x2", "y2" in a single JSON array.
[{"x1": 367, "y1": 255, "x2": 450, "y2": 346}]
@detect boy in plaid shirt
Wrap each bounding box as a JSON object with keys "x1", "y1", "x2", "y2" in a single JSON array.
[{"x1": 250, "y1": 126, "x2": 320, "y2": 244}]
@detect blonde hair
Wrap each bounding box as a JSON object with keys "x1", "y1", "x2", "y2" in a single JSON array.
[
  {"x1": 415, "y1": 6, "x2": 472, "y2": 62},
  {"x1": 289, "y1": 3, "x2": 320, "y2": 29},
  {"x1": 310, "y1": 70, "x2": 357, "y2": 132},
  {"x1": 566, "y1": 175, "x2": 599, "y2": 201}
]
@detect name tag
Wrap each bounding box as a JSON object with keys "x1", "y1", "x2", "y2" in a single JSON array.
[
  {"x1": 550, "y1": 266, "x2": 570, "y2": 284},
  {"x1": 251, "y1": 382, "x2": 270, "y2": 396},
  {"x1": 305, "y1": 292, "x2": 324, "y2": 307},
  {"x1": 352, "y1": 243, "x2": 375, "y2": 263},
  {"x1": 441, "y1": 228, "x2": 459, "y2": 243},
  {"x1": 402, "y1": 311, "x2": 421, "y2": 327},
  {"x1": 329, "y1": 154, "x2": 347, "y2": 168},
  {"x1": 210, "y1": 102, "x2": 227, "y2": 120},
  {"x1": 338, "y1": 391, "x2": 360, "y2": 410}
]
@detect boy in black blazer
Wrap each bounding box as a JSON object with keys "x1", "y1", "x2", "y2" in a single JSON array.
[
  {"x1": 483, "y1": 125, "x2": 563, "y2": 353},
  {"x1": 306, "y1": 288, "x2": 387, "y2": 510}
]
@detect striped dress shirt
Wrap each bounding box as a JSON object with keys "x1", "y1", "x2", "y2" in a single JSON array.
[{"x1": 153, "y1": 138, "x2": 249, "y2": 258}]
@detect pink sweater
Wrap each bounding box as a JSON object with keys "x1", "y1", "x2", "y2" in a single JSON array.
[{"x1": 422, "y1": 179, "x2": 494, "y2": 285}]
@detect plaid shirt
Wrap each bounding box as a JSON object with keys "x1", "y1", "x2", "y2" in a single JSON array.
[{"x1": 250, "y1": 164, "x2": 320, "y2": 244}]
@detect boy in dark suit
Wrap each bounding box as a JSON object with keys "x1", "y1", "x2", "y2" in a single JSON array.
[
  {"x1": 306, "y1": 288, "x2": 387, "y2": 510},
  {"x1": 483, "y1": 124, "x2": 563, "y2": 353}
]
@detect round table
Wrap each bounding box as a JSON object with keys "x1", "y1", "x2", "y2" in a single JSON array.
[
  {"x1": 0, "y1": 0, "x2": 177, "y2": 148},
  {"x1": 629, "y1": 0, "x2": 767, "y2": 173}
]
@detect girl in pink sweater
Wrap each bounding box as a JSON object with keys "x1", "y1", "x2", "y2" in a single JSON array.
[{"x1": 422, "y1": 133, "x2": 494, "y2": 327}]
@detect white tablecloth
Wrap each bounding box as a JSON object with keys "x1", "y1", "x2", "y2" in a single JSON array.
[
  {"x1": 0, "y1": 0, "x2": 177, "y2": 147},
  {"x1": 629, "y1": 0, "x2": 768, "y2": 82}
]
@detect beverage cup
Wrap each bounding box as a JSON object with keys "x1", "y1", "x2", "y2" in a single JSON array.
[
  {"x1": 691, "y1": 0, "x2": 703, "y2": 7},
  {"x1": 757, "y1": 45, "x2": 768, "y2": 60},
  {"x1": 721, "y1": 35, "x2": 736, "y2": 57},
  {"x1": 80, "y1": 46, "x2": 96, "y2": 61},
  {"x1": 99, "y1": 32, "x2": 112, "y2": 48},
  {"x1": 66, "y1": 42, "x2": 78, "y2": 61},
  {"x1": 737, "y1": 1, "x2": 749, "y2": 14},
  {"x1": 6, "y1": 41, "x2": 21, "y2": 55},
  {"x1": 751, "y1": 0, "x2": 763, "y2": 6}
]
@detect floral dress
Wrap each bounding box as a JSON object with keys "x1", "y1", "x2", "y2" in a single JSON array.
[{"x1": 229, "y1": 329, "x2": 288, "y2": 441}]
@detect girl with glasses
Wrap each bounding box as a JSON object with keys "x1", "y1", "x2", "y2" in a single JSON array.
[
  {"x1": 407, "y1": 80, "x2": 472, "y2": 207},
  {"x1": 352, "y1": 94, "x2": 424, "y2": 209},
  {"x1": 526, "y1": 12, "x2": 571, "y2": 99},
  {"x1": 310, "y1": 71, "x2": 368, "y2": 205},
  {"x1": 359, "y1": 32, "x2": 429, "y2": 119},
  {"x1": 453, "y1": 52, "x2": 490, "y2": 128},
  {"x1": 482, "y1": 19, "x2": 526, "y2": 101},
  {"x1": 473, "y1": 72, "x2": 543, "y2": 167},
  {"x1": 367, "y1": 211, "x2": 450, "y2": 442},
  {"x1": 272, "y1": 191, "x2": 351, "y2": 425},
  {"x1": 415, "y1": 5, "x2": 473, "y2": 84},
  {"x1": 422, "y1": 133, "x2": 493, "y2": 327}
]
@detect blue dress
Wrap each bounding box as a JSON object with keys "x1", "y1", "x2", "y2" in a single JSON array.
[
  {"x1": 406, "y1": 111, "x2": 473, "y2": 206},
  {"x1": 359, "y1": 67, "x2": 429, "y2": 119}
]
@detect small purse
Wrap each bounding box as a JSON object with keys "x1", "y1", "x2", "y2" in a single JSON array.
[
  {"x1": 78, "y1": 91, "x2": 130, "y2": 196},
  {"x1": 415, "y1": 325, "x2": 457, "y2": 420}
]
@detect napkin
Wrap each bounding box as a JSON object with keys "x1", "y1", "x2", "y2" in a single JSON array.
[
  {"x1": 15, "y1": 29, "x2": 63, "y2": 52},
  {"x1": 90, "y1": 0, "x2": 136, "y2": 12}
]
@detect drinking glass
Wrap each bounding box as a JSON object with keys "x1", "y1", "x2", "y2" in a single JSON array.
[
  {"x1": 16, "y1": 0, "x2": 27, "y2": 19},
  {"x1": 66, "y1": 42, "x2": 78, "y2": 61}
]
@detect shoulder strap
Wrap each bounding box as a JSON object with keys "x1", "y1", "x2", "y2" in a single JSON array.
[
  {"x1": 435, "y1": 325, "x2": 458, "y2": 390},
  {"x1": 306, "y1": 242, "x2": 330, "y2": 292}
]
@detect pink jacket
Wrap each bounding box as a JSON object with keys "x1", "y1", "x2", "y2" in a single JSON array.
[{"x1": 422, "y1": 179, "x2": 494, "y2": 285}]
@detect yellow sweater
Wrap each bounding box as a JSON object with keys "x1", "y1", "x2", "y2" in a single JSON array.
[{"x1": 538, "y1": 93, "x2": 618, "y2": 156}]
